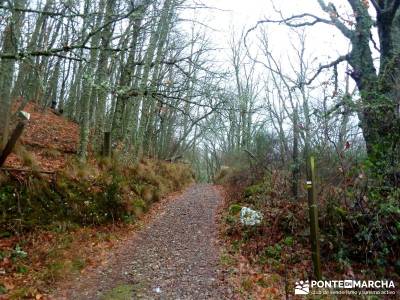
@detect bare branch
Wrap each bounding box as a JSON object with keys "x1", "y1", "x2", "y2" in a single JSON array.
[
  {"x1": 0, "y1": 3, "x2": 144, "y2": 60},
  {"x1": 306, "y1": 54, "x2": 350, "y2": 85},
  {"x1": 245, "y1": 13, "x2": 334, "y2": 43},
  {"x1": 317, "y1": 0, "x2": 354, "y2": 39},
  {"x1": 0, "y1": 4, "x2": 97, "y2": 18}
]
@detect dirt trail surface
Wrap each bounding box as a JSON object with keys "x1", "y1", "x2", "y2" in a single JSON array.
[{"x1": 53, "y1": 184, "x2": 234, "y2": 300}]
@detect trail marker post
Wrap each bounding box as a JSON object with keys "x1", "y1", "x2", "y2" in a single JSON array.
[
  {"x1": 103, "y1": 132, "x2": 111, "y2": 157},
  {"x1": 306, "y1": 155, "x2": 322, "y2": 280},
  {"x1": 0, "y1": 111, "x2": 30, "y2": 168}
]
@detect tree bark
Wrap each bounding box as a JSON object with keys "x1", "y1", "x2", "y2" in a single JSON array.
[{"x1": 0, "y1": 0, "x2": 26, "y2": 150}]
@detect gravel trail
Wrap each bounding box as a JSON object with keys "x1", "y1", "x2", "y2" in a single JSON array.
[{"x1": 53, "y1": 184, "x2": 233, "y2": 300}]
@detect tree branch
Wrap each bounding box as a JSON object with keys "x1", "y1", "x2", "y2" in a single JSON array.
[
  {"x1": 245, "y1": 13, "x2": 334, "y2": 42},
  {"x1": 0, "y1": 4, "x2": 97, "y2": 18},
  {"x1": 0, "y1": 4, "x2": 144, "y2": 60},
  {"x1": 317, "y1": 0, "x2": 354, "y2": 39},
  {"x1": 306, "y1": 54, "x2": 350, "y2": 85},
  {"x1": 370, "y1": 0, "x2": 382, "y2": 13}
]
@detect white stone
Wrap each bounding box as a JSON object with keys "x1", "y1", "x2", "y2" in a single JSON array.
[
  {"x1": 240, "y1": 207, "x2": 263, "y2": 226},
  {"x1": 19, "y1": 110, "x2": 30, "y2": 120}
]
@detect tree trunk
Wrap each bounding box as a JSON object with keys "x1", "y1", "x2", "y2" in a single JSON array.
[
  {"x1": 0, "y1": 0, "x2": 26, "y2": 150},
  {"x1": 111, "y1": 3, "x2": 148, "y2": 143},
  {"x1": 136, "y1": 0, "x2": 175, "y2": 159},
  {"x1": 92, "y1": 0, "x2": 116, "y2": 151},
  {"x1": 77, "y1": 0, "x2": 104, "y2": 161},
  {"x1": 345, "y1": 2, "x2": 400, "y2": 177}
]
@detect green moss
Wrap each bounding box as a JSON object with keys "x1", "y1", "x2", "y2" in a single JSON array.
[
  {"x1": 225, "y1": 214, "x2": 236, "y2": 225},
  {"x1": 243, "y1": 183, "x2": 264, "y2": 198},
  {"x1": 228, "y1": 204, "x2": 242, "y2": 215},
  {"x1": 8, "y1": 287, "x2": 32, "y2": 300},
  {"x1": 71, "y1": 257, "x2": 86, "y2": 272},
  {"x1": 101, "y1": 284, "x2": 133, "y2": 300},
  {"x1": 0, "y1": 159, "x2": 194, "y2": 234},
  {"x1": 256, "y1": 277, "x2": 268, "y2": 288},
  {"x1": 283, "y1": 236, "x2": 294, "y2": 246},
  {"x1": 132, "y1": 198, "x2": 147, "y2": 216},
  {"x1": 44, "y1": 261, "x2": 65, "y2": 282},
  {"x1": 240, "y1": 276, "x2": 253, "y2": 291},
  {"x1": 261, "y1": 243, "x2": 282, "y2": 261},
  {"x1": 0, "y1": 284, "x2": 6, "y2": 295},
  {"x1": 16, "y1": 264, "x2": 28, "y2": 273},
  {"x1": 220, "y1": 252, "x2": 235, "y2": 266}
]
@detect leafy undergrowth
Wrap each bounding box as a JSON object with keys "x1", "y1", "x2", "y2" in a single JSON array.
[
  {"x1": 1, "y1": 223, "x2": 133, "y2": 299},
  {"x1": 219, "y1": 169, "x2": 400, "y2": 299}
]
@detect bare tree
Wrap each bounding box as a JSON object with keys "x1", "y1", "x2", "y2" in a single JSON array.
[{"x1": 250, "y1": 0, "x2": 400, "y2": 179}]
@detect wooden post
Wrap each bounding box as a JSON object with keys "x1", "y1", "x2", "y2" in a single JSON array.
[
  {"x1": 103, "y1": 131, "x2": 111, "y2": 157},
  {"x1": 306, "y1": 155, "x2": 322, "y2": 280},
  {"x1": 0, "y1": 111, "x2": 30, "y2": 168},
  {"x1": 291, "y1": 105, "x2": 300, "y2": 200}
]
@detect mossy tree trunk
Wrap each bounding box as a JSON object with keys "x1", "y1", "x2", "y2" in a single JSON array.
[
  {"x1": 111, "y1": 2, "x2": 149, "y2": 144},
  {"x1": 92, "y1": 0, "x2": 117, "y2": 151},
  {"x1": 0, "y1": 0, "x2": 26, "y2": 150},
  {"x1": 349, "y1": 2, "x2": 400, "y2": 176},
  {"x1": 78, "y1": 0, "x2": 105, "y2": 161},
  {"x1": 292, "y1": 105, "x2": 300, "y2": 200},
  {"x1": 317, "y1": 0, "x2": 400, "y2": 178},
  {"x1": 136, "y1": 0, "x2": 175, "y2": 159}
]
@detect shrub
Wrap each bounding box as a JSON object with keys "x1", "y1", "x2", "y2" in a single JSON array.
[
  {"x1": 243, "y1": 183, "x2": 264, "y2": 198},
  {"x1": 228, "y1": 204, "x2": 242, "y2": 215}
]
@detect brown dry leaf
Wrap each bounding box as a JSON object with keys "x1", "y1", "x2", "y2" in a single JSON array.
[
  {"x1": 1, "y1": 257, "x2": 11, "y2": 268},
  {"x1": 265, "y1": 287, "x2": 279, "y2": 295},
  {"x1": 3, "y1": 281, "x2": 14, "y2": 290},
  {"x1": 253, "y1": 274, "x2": 264, "y2": 281}
]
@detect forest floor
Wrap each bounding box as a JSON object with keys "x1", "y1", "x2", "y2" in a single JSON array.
[
  {"x1": 5, "y1": 102, "x2": 79, "y2": 172},
  {"x1": 51, "y1": 184, "x2": 235, "y2": 300}
]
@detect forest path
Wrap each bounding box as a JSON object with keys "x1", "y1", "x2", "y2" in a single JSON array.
[{"x1": 53, "y1": 184, "x2": 234, "y2": 300}]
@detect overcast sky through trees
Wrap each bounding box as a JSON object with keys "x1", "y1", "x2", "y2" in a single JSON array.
[{"x1": 200, "y1": 0, "x2": 350, "y2": 61}]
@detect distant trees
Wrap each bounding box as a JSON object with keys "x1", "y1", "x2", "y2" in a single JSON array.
[
  {"x1": 227, "y1": 29, "x2": 259, "y2": 151},
  {"x1": 0, "y1": 0, "x2": 223, "y2": 163}
]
